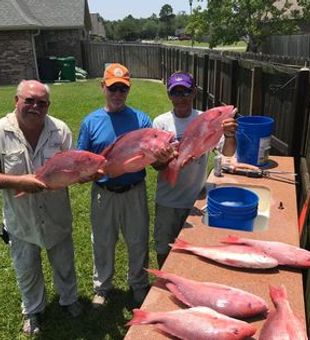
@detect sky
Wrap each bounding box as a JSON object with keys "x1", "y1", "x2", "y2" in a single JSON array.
[{"x1": 87, "y1": 0, "x2": 198, "y2": 21}]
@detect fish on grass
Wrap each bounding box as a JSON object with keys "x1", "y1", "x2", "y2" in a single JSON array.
[
  {"x1": 222, "y1": 235, "x2": 310, "y2": 268},
  {"x1": 259, "y1": 285, "x2": 308, "y2": 339},
  {"x1": 100, "y1": 128, "x2": 174, "y2": 178},
  {"x1": 162, "y1": 105, "x2": 235, "y2": 186},
  {"x1": 16, "y1": 150, "x2": 106, "y2": 196},
  {"x1": 169, "y1": 238, "x2": 278, "y2": 269},
  {"x1": 146, "y1": 268, "x2": 268, "y2": 318},
  {"x1": 127, "y1": 306, "x2": 256, "y2": 340}
]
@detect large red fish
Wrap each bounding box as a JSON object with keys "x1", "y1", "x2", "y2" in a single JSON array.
[
  {"x1": 259, "y1": 285, "x2": 308, "y2": 339},
  {"x1": 127, "y1": 306, "x2": 256, "y2": 340},
  {"x1": 146, "y1": 268, "x2": 268, "y2": 318},
  {"x1": 101, "y1": 128, "x2": 174, "y2": 178},
  {"x1": 162, "y1": 105, "x2": 235, "y2": 186},
  {"x1": 170, "y1": 238, "x2": 278, "y2": 269},
  {"x1": 16, "y1": 150, "x2": 106, "y2": 196},
  {"x1": 222, "y1": 235, "x2": 310, "y2": 268}
]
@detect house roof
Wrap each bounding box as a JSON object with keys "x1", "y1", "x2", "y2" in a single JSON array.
[{"x1": 0, "y1": 0, "x2": 91, "y2": 30}]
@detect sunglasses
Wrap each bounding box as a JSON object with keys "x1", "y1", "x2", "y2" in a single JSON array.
[
  {"x1": 19, "y1": 96, "x2": 49, "y2": 108},
  {"x1": 169, "y1": 88, "x2": 193, "y2": 97},
  {"x1": 107, "y1": 85, "x2": 129, "y2": 93}
]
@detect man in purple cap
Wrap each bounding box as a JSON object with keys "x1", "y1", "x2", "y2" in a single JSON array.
[{"x1": 152, "y1": 71, "x2": 237, "y2": 267}]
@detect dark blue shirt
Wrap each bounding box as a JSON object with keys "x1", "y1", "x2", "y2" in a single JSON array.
[{"x1": 77, "y1": 106, "x2": 152, "y2": 186}]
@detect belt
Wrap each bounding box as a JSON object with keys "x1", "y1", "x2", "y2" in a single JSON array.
[{"x1": 96, "y1": 181, "x2": 142, "y2": 194}]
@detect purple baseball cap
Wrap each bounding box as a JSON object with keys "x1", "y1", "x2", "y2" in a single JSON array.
[{"x1": 167, "y1": 72, "x2": 195, "y2": 91}]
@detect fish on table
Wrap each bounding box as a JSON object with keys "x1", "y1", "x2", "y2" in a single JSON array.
[
  {"x1": 147, "y1": 268, "x2": 268, "y2": 318},
  {"x1": 222, "y1": 235, "x2": 310, "y2": 268},
  {"x1": 169, "y1": 238, "x2": 279, "y2": 269},
  {"x1": 127, "y1": 306, "x2": 256, "y2": 340},
  {"x1": 259, "y1": 285, "x2": 308, "y2": 339},
  {"x1": 100, "y1": 128, "x2": 174, "y2": 178},
  {"x1": 162, "y1": 105, "x2": 235, "y2": 186}
]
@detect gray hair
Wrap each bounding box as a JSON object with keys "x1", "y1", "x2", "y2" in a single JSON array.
[{"x1": 16, "y1": 80, "x2": 50, "y2": 97}]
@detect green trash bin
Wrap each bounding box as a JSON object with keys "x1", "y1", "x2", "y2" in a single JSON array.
[{"x1": 57, "y1": 57, "x2": 76, "y2": 82}]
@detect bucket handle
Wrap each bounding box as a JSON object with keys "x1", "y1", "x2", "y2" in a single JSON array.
[
  {"x1": 238, "y1": 129, "x2": 253, "y2": 143},
  {"x1": 203, "y1": 204, "x2": 223, "y2": 217}
]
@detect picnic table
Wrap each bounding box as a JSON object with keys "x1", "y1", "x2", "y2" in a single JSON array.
[{"x1": 124, "y1": 156, "x2": 306, "y2": 339}]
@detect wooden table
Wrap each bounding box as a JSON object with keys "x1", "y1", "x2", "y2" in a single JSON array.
[{"x1": 125, "y1": 156, "x2": 306, "y2": 339}]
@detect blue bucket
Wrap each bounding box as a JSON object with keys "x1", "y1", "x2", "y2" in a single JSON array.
[
  {"x1": 207, "y1": 187, "x2": 259, "y2": 231},
  {"x1": 236, "y1": 116, "x2": 274, "y2": 166}
]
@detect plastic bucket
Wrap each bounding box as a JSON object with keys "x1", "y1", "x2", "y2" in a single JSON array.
[
  {"x1": 206, "y1": 186, "x2": 259, "y2": 231},
  {"x1": 236, "y1": 116, "x2": 274, "y2": 166}
]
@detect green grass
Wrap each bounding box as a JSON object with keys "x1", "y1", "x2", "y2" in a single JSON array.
[
  {"x1": 0, "y1": 79, "x2": 172, "y2": 340},
  {"x1": 163, "y1": 40, "x2": 247, "y2": 51}
]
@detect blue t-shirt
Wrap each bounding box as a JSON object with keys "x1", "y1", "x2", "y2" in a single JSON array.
[{"x1": 77, "y1": 106, "x2": 152, "y2": 186}]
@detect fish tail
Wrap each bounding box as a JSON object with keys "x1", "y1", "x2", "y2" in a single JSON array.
[
  {"x1": 126, "y1": 309, "x2": 152, "y2": 326},
  {"x1": 169, "y1": 238, "x2": 190, "y2": 250},
  {"x1": 221, "y1": 235, "x2": 241, "y2": 244},
  {"x1": 269, "y1": 284, "x2": 287, "y2": 303},
  {"x1": 161, "y1": 161, "x2": 179, "y2": 187},
  {"x1": 145, "y1": 268, "x2": 164, "y2": 278}
]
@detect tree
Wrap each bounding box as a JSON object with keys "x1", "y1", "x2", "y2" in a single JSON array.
[
  {"x1": 159, "y1": 4, "x2": 176, "y2": 38},
  {"x1": 189, "y1": 0, "x2": 309, "y2": 52}
]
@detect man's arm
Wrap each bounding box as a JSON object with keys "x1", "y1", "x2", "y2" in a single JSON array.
[
  {"x1": 221, "y1": 118, "x2": 237, "y2": 157},
  {"x1": 0, "y1": 173, "x2": 46, "y2": 192}
]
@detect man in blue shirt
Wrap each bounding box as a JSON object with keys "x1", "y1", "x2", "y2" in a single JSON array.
[{"x1": 77, "y1": 63, "x2": 172, "y2": 308}]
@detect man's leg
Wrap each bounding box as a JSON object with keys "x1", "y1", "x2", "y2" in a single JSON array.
[
  {"x1": 90, "y1": 184, "x2": 119, "y2": 305},
  {"x1": 121, "y1": 181, "x2": 149, "y2": 306},
  {"x1": 154, "y1": 204, "x2": 190, "y2": 268},
  {"x1": 47, "y1": 234, "x2": 81, "y2": 316},
  {"x1": 9, "y1": 234, "x2": 45, "y2": 334}
]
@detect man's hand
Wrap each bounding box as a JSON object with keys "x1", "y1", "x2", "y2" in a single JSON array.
[
  {"x1": 79, "y1": 169, "x2": 105, "y2": 184},
  {"x1": 222, "y1": 117, "x2": 238, "y2": 138},
  {"x1": 16, "y1": 174, "x2": 47, "y2": 193},
  {"x1": 152, "y1": 143, "x2": 179, "y2": 171}
]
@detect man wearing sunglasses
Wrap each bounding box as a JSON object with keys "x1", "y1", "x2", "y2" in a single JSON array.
[
  {"x1": 153, "y1": 72, "x2": 237, "y2": 268},
  {"x1": 77, "y1": 63, "x2": 172, "y2": 309},
  {"x1": 0, "y1": 80, "x2": 81, "y2": 335}
]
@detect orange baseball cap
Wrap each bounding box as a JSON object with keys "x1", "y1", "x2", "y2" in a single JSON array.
[{"x1": 103, "y1": 63, "x2": 131, "y2": 87}]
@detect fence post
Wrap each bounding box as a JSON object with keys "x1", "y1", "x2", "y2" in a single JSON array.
[
  {"x1": 214, "y1": 57, "x2": 221, "y2": 106},
  {"x1": 291, "y1": 68, "x2": 310, "y2": 172},
  {"x1": 250, "y1": 66, "x2": 263, "y2": 115},
  {"x1": 230, "y1": 58, "x2": 238, "y2": 106},
  {"x1": 193, "y1": 53, "x2": 198, "y2": 108},
  {"x1": 202, "y1": 54, "x2": 209, "y2": 111}
]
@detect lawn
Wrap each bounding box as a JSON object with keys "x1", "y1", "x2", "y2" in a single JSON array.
[
  {"x1": 163, "y1": 40, "x2": 247, "y2": 52},
  {"x1": 0, "y1": 79, "x2": 173, "y2": 340}
]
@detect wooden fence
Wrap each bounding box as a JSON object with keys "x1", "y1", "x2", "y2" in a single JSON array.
[
  {"x1": 82, "y1": 42, "x2": 310, "y2": 300},
  {"x1": 262, "y1": 33, "x2": 310, "y2": 59}
]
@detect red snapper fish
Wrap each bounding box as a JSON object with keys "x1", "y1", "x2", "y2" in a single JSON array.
[
  {"x1": 162, "y1": 105, "x2": 235, "y2": 186},
  {"x1": 16, "y1": 150, "x2": 106, "y2": 197},
  {"x1": 127, "y1": 306, "x2": 256, "y2": 340},
  {"x1": 222, "y1": 235, "x2": 310, "y2": 268},
  {"x1": 170, "y1": 239, "x2": 278, "y2": 269},
  {"x1": 259, "y1": 285, "x2": 308, "y2": 339},
  {"x1": 146, "y1": 268, "x2": 268, "y2": 318},
  {"x1": 100, "y1": 128, "x2": 174, "y2": 178}
]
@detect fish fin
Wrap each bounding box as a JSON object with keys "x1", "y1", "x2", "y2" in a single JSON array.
[
  {"x1": 169, "y1": 238, "x2": 190, "y2": 250},
  {"x1": 166, "y1": 283, "x2": 192, "y2": 307},
  {"x1": 126, "y1": 309, "x2": 150, "y2": 326},
  {"x1": 99, "y1": 133, "x2": 129, "y2": 156},
  {"x1": 145, "y1": 268, "x2": 163, "y2": 277},
  {"x1": 161, "y1": 161, "x2": 179, "y2": 187},
  {"x1": 221, "y1": 235, "x2": 242, "y2": 244},
  {"x1": 14, "y1": 191, "x2": 26, "y2": 198},
  {"x1": 269, "y1": 284, "x2": 287, "y2": 302},
  {"x1": 122, "y1": 154, "x2": 145, "y2": 166}
]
